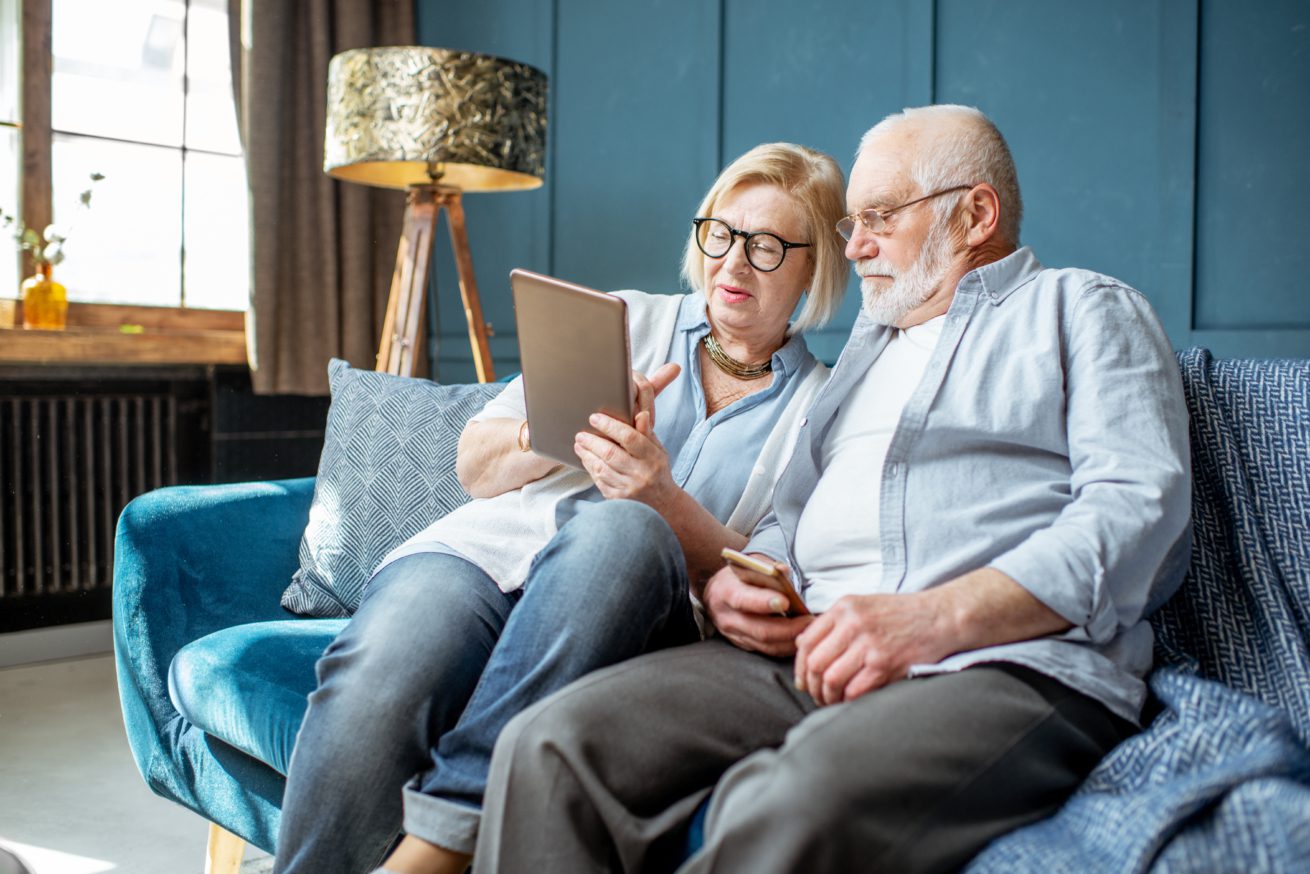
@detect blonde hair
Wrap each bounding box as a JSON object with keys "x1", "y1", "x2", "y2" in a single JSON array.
[{"x1": 680, "y1": 142, "x2": 847, "y2": 333}]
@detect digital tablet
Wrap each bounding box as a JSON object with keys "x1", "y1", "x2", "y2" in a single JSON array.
[{"x1": 510, "y1": 268, "x2": 633, "y2": 468}]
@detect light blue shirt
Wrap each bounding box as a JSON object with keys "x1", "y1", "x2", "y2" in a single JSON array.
[
  {"x1": 557, "y1": 293, "x2": 818, "y2": 528},
  {"x1": 746, "y1": 247, "x2": 1192, "y2": 723}
]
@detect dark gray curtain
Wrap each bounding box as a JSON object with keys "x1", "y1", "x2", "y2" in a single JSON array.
[{"x1": 230, "y1": 0, "x2": 415, "y2": 395}]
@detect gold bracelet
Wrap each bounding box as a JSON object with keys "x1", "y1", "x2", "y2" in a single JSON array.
[{"x1": 517, "y1": 420, "x2": 531, "y2": 452}]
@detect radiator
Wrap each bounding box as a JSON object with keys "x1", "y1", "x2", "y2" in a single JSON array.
[{"x1": 0, "y1": 393, "x2": 178, "y2": 623}]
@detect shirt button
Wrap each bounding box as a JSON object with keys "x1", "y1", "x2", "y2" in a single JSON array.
[
  {"x1": 887, "y1": 462, "x2": 899, "y2": 477},
  {"x1": 800, "y1": 417, "x2": 808, "y2": 427}
]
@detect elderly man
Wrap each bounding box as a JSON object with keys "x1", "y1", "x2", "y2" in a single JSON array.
[{"x1": 472, "y1": 105, "x2": 1192, "y2": 874}]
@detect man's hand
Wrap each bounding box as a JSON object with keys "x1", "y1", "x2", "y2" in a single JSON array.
[
  {"x1": 794, "y1": 590, "x2": 955, "y2": 706},
  {"x1": 702, "y1": 563, "x2": 812, "y2": 656},
  {"x1": 792, "y1": 567, "x2": 1074, "y2": 706}
]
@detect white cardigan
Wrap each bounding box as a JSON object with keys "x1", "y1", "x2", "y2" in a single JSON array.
[{"x1": 376, "y1": 290, "x2": 827, "y2": 592}]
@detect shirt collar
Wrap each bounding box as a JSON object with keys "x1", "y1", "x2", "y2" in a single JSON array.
[
  {"x1": 679, "y1": 292, "x2": 809, "y2": 378},
  {"x1": 955, "y1": 245, "x2": 1043, "y2": 305},
  {"x1": 677, "y1": 292, "x2": 711, "y2": 332}
]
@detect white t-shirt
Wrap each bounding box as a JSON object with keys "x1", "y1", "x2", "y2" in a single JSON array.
[{"x1": 793, "y1": 315, "x2": 944, "y2": 612}]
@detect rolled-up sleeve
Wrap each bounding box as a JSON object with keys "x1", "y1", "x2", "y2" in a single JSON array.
[
  {"x1": 987, "y1": 282, "x2": 1191, "y2": 642},
  {"x1": 470, "y1": 375, "x2": 526, "y2": 422},
  {"x1": 744, "y1": 509, "x2": 798, "y2": 576}
]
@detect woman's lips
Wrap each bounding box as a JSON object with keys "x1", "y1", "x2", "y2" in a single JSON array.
[{"x1": 717, "y1": 285, "x2": 753, "y2": 304}]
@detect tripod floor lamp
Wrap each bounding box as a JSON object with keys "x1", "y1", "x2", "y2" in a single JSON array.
[{"x1": 323, "y1": 47, "x2": 548, "y2": 382}]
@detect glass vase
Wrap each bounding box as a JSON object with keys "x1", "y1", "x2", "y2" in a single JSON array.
[{"x1": 22, "y1": 263, "x2": 68, "y2": 330}]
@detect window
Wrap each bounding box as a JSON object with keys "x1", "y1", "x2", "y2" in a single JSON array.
[
  {"x1": 5, "y1": 0, "x2": 249, "y2": 311},
  {"x1": 0, "y1": 0, "x2": 19, "y2": 301}
]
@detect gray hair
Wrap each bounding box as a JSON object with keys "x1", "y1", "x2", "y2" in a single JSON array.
[
  {"x1": 859, "y1": 104, "x2": 1023, "y2": 244},
  {"x1": 681, "y1": 142, "x2": 848, "y2": 333}
]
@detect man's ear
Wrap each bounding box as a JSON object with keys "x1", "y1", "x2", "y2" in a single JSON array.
[{"x1": 963, "y1": 183, "x2": 1002, "y2": 246}]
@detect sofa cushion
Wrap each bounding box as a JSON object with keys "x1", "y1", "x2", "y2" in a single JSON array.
[
  {"x1": 279, "y1": 359, "x2": 504, "y2": 617},
  {"x1": 168, "y1": 620, "x2": 347, "y2": 775}
]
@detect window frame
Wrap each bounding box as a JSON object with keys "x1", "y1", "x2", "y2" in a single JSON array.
[{"x1": 8, "y1": 0, "x2": 246, "y2": 364}]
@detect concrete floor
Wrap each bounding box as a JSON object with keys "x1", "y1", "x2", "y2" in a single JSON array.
[{"x1": 0, "y1": 654, "x2": 272, "y2": 874}]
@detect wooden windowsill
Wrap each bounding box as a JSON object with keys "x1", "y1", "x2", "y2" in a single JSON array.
[{"x1": 0, "y1": 301, "x2": 247, "y2": 365}]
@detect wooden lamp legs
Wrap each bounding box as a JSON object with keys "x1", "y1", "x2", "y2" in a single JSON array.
[{"x1": 376, "y1": 185, "x2": 496, "y2": 383}]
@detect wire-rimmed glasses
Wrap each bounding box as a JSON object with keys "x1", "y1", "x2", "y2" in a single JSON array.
[{"x1": 835, "y1": 184, "x2": 975, "y2": 240}]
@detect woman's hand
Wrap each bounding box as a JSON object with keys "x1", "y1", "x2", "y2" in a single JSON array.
[
  {"x1": 573, "y1": 363, "x2": 680, "y2": 509},
  {"x1": 457, "y1": 417, "x2": 560, "y2": 498},
  {"x1": 627, "y1": 362, "x2": 681, "y2": 434}
]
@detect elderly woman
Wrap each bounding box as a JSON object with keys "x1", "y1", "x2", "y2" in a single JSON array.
[{"x1": 273, "y1": 142, "x2": 848, "y2": 874}]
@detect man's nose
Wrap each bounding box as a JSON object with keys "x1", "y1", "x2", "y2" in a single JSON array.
[{"x1": 844, "y1": 226, "x2": 878, "y2": 262}]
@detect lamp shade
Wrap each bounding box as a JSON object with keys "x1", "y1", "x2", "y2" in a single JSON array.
[{"x1": 324, "y1": 46, "x2": 547, "y2": 192}]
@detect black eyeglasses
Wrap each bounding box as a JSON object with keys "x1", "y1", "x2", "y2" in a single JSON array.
[
  {"x1": 691, "y1": 217, "x2": 811, "y2": 272},
  {"x1": 835, "y1": 184, "x2": 975, "y2": 240}
]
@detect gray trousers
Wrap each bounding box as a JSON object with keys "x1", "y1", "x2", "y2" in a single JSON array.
[{"x1": 474, "y1": 638, "x2": 1136, "y2": 874}]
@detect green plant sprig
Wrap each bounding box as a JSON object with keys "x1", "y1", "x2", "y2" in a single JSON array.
[{"x1": 0, "y1": 172, "x2": 106, "y2": 267}]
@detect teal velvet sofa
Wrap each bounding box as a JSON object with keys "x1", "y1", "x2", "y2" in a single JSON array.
[
  {"x1": 113, "y1": 349, "x2": 1310, "y2": 872},
  {"x1": 113, "y1": 476, "x2": 330, "y2": 868}
]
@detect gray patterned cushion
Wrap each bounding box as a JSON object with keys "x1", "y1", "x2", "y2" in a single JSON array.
[{"x1": 280, "y1": 359, "x2": 504, "y2": 617}]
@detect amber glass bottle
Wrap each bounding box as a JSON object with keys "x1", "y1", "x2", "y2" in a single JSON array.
[{"x1": 21, "y1": 262, "x2": 68, "y2": 330}]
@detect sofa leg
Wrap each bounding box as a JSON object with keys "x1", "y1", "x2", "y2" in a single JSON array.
[{"x1": 205, "y1": 822, "x2": 247, "y2": 874}]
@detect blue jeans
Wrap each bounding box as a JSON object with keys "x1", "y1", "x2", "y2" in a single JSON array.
[{"x1": 273, "y1": 499, "x2": 698, "y2": 873}]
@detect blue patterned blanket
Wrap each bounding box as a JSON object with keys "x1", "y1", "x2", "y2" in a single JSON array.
[{"x1": 967, "y1": 349, "x2": 1310, "y2": 872}]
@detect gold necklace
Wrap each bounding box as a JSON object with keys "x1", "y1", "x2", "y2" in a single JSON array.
[{"x1": 703, "y1": 332, "x2": 772, "y2": 380}]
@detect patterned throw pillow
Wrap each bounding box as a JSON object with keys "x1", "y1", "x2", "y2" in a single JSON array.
[{"x1": 280, "y1": 359, "x2": 504, "y2": 617}]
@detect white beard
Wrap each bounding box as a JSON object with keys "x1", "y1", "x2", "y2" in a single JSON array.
[{"x1": 856, "y1": 219, "x2": 957, "y2": 326}]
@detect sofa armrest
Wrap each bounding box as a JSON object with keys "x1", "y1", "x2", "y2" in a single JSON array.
[{"x1": 112, "y1": 477, "x2": 314, "y2": 788}]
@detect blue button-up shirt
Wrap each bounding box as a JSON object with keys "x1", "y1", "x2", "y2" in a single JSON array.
[
  {"x1": 745, "y1": 247, "x2": 1192, "y2": 722},
  {"x1": 557, "y1": 293, "x2": 818, "y2": 528}
]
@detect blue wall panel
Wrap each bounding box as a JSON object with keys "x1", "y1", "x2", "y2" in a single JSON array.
[
  {"x1": 417, "y1": 0, "x2": 1310, "y2": 372},
  {"x1": 936, "y1": 0, "x2": 1196, "y2": 341},
  {"x1": 417, "y1": 0, "x2": 554, "y2": 382},
  {"x1": 722, "y1": 0, "x2": 932, "y2": 362},
  {"x1": 1195, "y1": 0, "x2": 1310, "y2": 333},
  {"x1": 548, "y1": 0, "x2": 720, "y2": 296}
]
